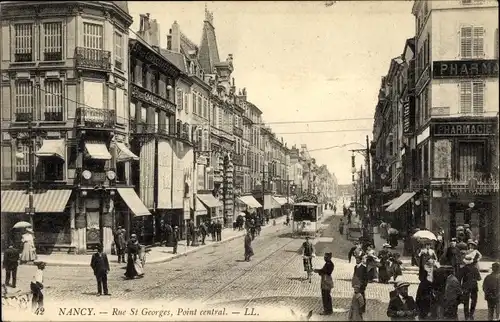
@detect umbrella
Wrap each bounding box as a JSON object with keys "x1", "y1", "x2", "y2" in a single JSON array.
[
  {"x1": 413, "y1": 230, "x2": 437, "y2": 241},
  {"x1": 12, "y1": 221, "x2": 32, "y2": 229}
]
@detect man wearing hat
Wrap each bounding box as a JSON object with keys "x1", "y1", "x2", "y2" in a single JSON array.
[
  {"x1": 482, "y1": 262, "x2": 500, "y2": 321},
  {"x1": 113, "y1": 226, "x2": 126, "y2": 264},
  {"x1": 442, "y1": 238, "x2": 460, "y2": 273},
  {"x1": 3, "y1": 244, "x2": 20, "y2": 288},
  {"x1": 90, "y1": 244, "x2": 110, "y2": 296},
  {"x1": 386, "y1": 280, "x2": 417, "y2": 320},
  {"x1": 457, "y1": 253, "x2": 481, "y2": 320},
  {"x1": 172, "y1": 226, "x2": 179, "y2": 254},
  {"x1": 463, "y1": 224, "x2": 472, "y2": 242},
  {"x1": 314, "y1": 252, "x2": 334, "y2": 315}
]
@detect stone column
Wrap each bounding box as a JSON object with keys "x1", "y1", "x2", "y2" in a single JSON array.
[
  {"x1": 101, "y1": 196, "x2": 114, "y2": 254},
  {"x1": 75, "y1": 194, "x2": 87, "y2": 254}
]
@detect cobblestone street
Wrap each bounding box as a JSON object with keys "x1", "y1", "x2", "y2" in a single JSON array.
[{"x1": 8, "y1": 212, "x2": 490, "y2": 320}]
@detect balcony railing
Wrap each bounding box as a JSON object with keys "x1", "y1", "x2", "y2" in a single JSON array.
[
  {"x1": 440, "y1": 176, "x2": 499, "y2": 194},
  {"x1": 76, "y1": 106, "x2": 115, "y2": 129},
  {"x1": 233, "y1": 126, "x2": 243, "y2": 137},
  {"x1": 75, "y1": 47, "x2": 111, "y2": 72}
]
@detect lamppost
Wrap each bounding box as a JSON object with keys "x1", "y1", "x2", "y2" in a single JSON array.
[{"x1": 15, "y1": 118, "x2": 36, "y2": 226}]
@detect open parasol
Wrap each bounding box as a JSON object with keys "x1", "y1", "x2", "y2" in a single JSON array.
[
  {"x1": 413, "y1": 230, "x2": 437, "y2": 241},
  {"x1": 12, "y1": 221, "x2": 32, "y2": 229}
]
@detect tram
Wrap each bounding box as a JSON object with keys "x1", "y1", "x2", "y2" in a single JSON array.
[{"x1": 292, "y1": 193, "x2": 321, "y2": 237}]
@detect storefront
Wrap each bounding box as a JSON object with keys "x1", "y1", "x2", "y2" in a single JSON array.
[
  {"x1": 428, "y1": 118, "x2": 499, "y2": 256},
  {"x1": 196, "y1": 193, "x2": 223, "y2": 224},
  {"x1": 236, "y1": 195, "x2": 262, "y2": 214},
  {"x1": 1, "y1": 189, "x2": 73, "y2": 252}
]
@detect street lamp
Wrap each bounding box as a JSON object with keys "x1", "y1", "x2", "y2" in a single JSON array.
[{"x1": 15, "y1": 119, "x2": 36, "y2": 226}]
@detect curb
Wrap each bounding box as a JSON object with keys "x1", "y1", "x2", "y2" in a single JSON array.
[{"x1": 36, "y1": 218, "x2": 288, "y2": 267}]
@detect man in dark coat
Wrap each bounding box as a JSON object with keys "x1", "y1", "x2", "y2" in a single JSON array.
[
  {"x1": 164, "y1": 222, "x2": 173, "y2": 246},
  {"x1": 199, "y1": 222, "x2": 207, "y2": 245},
  {"x1": 244, "y1": 231, "x2": 253, "y2": 261},
  {"x1": 3, "y1": 244, "x2": 20, "y2": 288},
  {"x1": 90, "y1": 244, "x2": 110, "y2": 296},
  {"x1": 186, "y1": 219, "x2": 195, "y2": 246},
  {"x1": 114, "y1": 227, "x2": 126, "y2": 263},
  {"x1": 210, "y1": 220, "x2": 216, "y2": 241},
  {"x1": 442, "y1": 238, "x2": 460, "y2": 273},
  {"x1": 314, "y1": 252, "x2": 334, "y2": 315},
  {"x1": 387, "y1": 280, "x2": 417, "y2": 320},
  {"x1": 172, "y1": 227, "x2": 179, "y2": 254},
  {"x1": 458, "y1": 254, "x2": 481, "y2": 320},
  {"x1": 443, "y1": 267, "x2": 462, "y2": 320},
  {"x1": 216, "y1": 220, "x2": 222, "y2": 241},
  {"x1": 352, "y1": 255, "x2": 369, "y2": 312}
]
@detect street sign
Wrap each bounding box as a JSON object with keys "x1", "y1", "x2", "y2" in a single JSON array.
[{"x1": 25, "y1": 207, "x2": 35, "y2": 215}]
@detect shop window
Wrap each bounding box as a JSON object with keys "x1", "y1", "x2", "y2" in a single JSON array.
[
  {"x1": 116, "y1": 162, "x2": 126, "y2": 183},
  {"x1": 33, "y1": 213, "x2": 71, "y2": 244},
  {"x1": 455, "y1": 141, "x2": 486, "y2": 181},
  {"x1": 43, "y1": 159, "x2": 64, "y2": 181}
]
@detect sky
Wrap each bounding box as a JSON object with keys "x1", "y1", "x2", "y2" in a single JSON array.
[{"x1": 128, "y1": 1, "x2": 415, "y2": 185}]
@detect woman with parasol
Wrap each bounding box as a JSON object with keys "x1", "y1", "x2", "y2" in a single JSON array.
[
  {"x1": 412, "y1": 230, "x2": 437, "y2": 268},
  {"x1": 124, "y1": 234, "x2": 144, "y2": 279},
  {"x1": 20, "y1": 226, "x2": 37, "y2": 265}
]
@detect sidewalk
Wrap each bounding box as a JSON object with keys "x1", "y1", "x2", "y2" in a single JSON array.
[{"x1": 5, "y1": 216, "x2": 288, "y2": 267}]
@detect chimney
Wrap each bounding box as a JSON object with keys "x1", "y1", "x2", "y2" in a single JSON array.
[
  {"x1": 149, "y1": 18, "x2": 160, "y2": 47},
  {"x1": 170, "y1": 21, "x2": 181, "y2": 53},
  {"x1": 138, "y1": 13, "x2": 151, "y2": 44},
  {"x1": 167, "y1": 30, "x2": 172, "y2": 50}
]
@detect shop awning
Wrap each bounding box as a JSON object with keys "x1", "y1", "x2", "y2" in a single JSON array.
[
  {"x1": 386, "y1": 192, "x2": 417, "y2": 213},
  {"x1": 237, "y1": 195, "x2": 262, "y2": 208},
  {"x1": 117, "y1": 188, "x2": 151, "y2": 217},
  {"x1": 264, "y1": 195, "x2": 281, "y2": 210},
  {"x1": 194, "y1": 197, "x2": 208, "y2": 215},
  {"x1": 383, "y1": 198, "x2": 397, "y2": 207},
  {"x1": 116, "y1": 142, "x2": 139, "y2": 162},
  {"x1": 35, "y1": 139, "x2": 65, "y2": 160},
  {"x1": 197, "y1": 194, "x2": 222, "y2": 208},
  {"x1": 273, "y1": 197, "x2": 287, "y2": 206},
  {"x1": 85, "y1": 141, "x2": 112, "y2": 160},
  {"x1": 1, "y1": 189, "x2": 72, "y2": 213}
]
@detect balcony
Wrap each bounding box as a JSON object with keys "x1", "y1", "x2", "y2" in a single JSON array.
[
  {"x1": 76, "y1": 106, "x2": 115, "y2": 130},
  {"x1": 75, "y1": 47, "x2": 111, "y2": 72},
  {"x1": 233, "y1": 126, "x2": 243, "y2": 137},
  {"x1": 440, "y1": 176, "x2": 499, "y2": 194}
]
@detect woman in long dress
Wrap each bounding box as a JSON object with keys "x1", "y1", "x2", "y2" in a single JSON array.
[
  {"x1": 124, "y1": 234, "x2": 143, "y2": 279},
  {"x1": 20, "y1": 228, "x2": 37, "y2": 264}
]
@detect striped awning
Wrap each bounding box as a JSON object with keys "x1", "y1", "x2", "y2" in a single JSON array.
[
  {"x1": 116, "y1": 142, "x2": 139, "y2": 162},
  {"x1": 386, "y1": 192, "x2": 416, "y2": 213},
  {"x1": 35, "y1": 139, "x2": 65, "y2": 160},
  {"x1": 117, "y1": 188, "x2": 151, "y2": 217},
  {"x1": 85, "y1": 141, "x2": 112, "y2": 160},
  {"x1": 1, "y1": 190, "x2": 72, "y2": 213}
]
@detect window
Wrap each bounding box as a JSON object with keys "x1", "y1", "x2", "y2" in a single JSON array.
[
  {"x1": 192, "y1": 93, "x2": 197, "y2": 115},
  {"x1": 197, "y1": 95, "x2": 202, "y2": 116},
  {"x1": 15, "y1": 80, "x2": 34, "y2": 121},
  {"x1": 114, "y1": 33, "x2": 123, "y2": 70},
  {"x1": 154, "y1": 111, "x2": 159, "y2": 133},
  {"x1": 176, "y1": 89, "x2": 183, "y2": 110},
  {"x1": 141, "y1": 106, "x2": 147, "y2": 122},
  {"x1": 184, "y1": 93, "x2": 189, "y2": 112},
  {"x1": 15, "y1": 143, "x2": 30, "y2": 181},
  {"x1": 43, "y1": 160, "x2": 64, "y2": 181},
  {"x1": 83, "y1": 23, "x2": 103, "y2": 50},
  {"x1": 203, "y1": 98, "x2": 208, "y2": 119},
  {"x1": 150, "y1": 70, "x2": 159, "y2": 94},
  {"x1": 460, "y1": 81, "x2": 484, "y2": 114},
  {"x1": 142, "y1": 65, "x2": 148, "y2": 89},
  {"x1": 423, "y1": 88, "x2": 429, "y2": 121},
  {"x1": 130, "y1": 58, "x2": 137, "y2": 83},
  {"x1": 44, "y1": 80, "x2": 63, "y2": 121},
  {"x1": 43, "y1": 22, "x2": 62, "y2": 61},
  {"x1": 2, "y1": 145, "x2": 12, "y2": 180},
  {"x1": 14, "y1": 23, "x2": 33, "y2": 62},
  {"x1": 130, "y1": 101, "x2": 136, "y2": 120},
  {"x1": 456, "y1": 142, "x2": 486, "y2": 181},
  {"x1": 83, "y1": 23, "x2": 103, "y2": 61},
  {"x1": 460, "y1": 26, "x2": 484, "y2": 58}
]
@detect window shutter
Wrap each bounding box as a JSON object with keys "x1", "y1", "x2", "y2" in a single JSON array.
[
  {"x1": 472, "y1": 82, "x2": 484, "y2": 114},
  {"x1": 460, "y1": 26, "x2": 473, "y2": 58},
  {"x1": 472, "y1": 27, "x2": 484, "y2": 57},
  {"x1": 192, "y1": 93, "x2": 196, "y2": 114},
  {"x1": 460, "y1": 82, "x2": 472, "y2": 113},
  {"x1": 184, "y1": 93, "x2": 189, "y2": 112}
]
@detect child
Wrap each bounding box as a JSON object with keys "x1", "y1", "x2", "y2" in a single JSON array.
[
  {"x1": 349, "y1": 283, "x2": 365, "y2": 321},
  {"x1": 483, "y1": 262, "x2": 500, "y2": 321}
]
